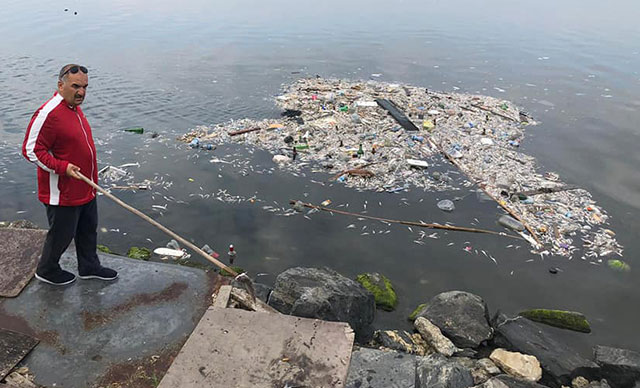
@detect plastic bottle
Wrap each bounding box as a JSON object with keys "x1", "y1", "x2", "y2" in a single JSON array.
[
  {"x1": 189, "y1": 138, "x2": 200, "y2": 148},
  {"x1": 228, "y1": 244, "x2": 236, "y2": 264}
]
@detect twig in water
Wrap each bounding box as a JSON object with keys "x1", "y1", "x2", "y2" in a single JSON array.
[{"x1": 289, "y1": 200, "x2": 524, "y2": 240}]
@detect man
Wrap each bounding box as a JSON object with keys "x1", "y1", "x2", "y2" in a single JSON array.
[{"x1": 22, "y1": 64, "x2": 117, "y2": 285}]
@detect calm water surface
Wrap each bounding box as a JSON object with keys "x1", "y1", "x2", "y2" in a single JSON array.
[{"x1": 1, "y1": 0, "x2": 639, "y2": 352}]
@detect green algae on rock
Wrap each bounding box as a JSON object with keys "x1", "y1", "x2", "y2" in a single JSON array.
[
  {"x1": 97, "y1": 244, "x2": 112, "y2": 254},
  {"x1": 127, "y1": 247, "x2": 151, "y2": 261},
  {"x1": 356, "y1": 272, "x2": 397, "y2": 311},
  {"x1": 220, "y1": 266, "x2": 244, "y2": 277},
  {"x1": 408, "y1": 303, "x2": 428, "y2": 322},
  {"x1": 608, "y1": 259, "x2": 631, "y2": 272},
  {"x1": 518, "y1": 309, "x2": 591, "y2": 333}
]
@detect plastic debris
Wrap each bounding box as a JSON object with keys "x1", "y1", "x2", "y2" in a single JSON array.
[
  {"x1": 177, "y1": 78, "x2": 622, "y2": 258},
  {"x1": 272, "y1": 155, "x2": 290, "y2": 164},
  {"x1": 437, "y1": 199, "x2": 455, "y2": 212},
  {"x1": 153, "y1": 247, "x2": 185, "y2": 258},
  {"x1": 607, "y1": 259, "x2": 630, "y2": 272},
  {"x1": 228, "y1": 244, "x2": 236, "y2": 264},
  {"x1": 166, "y1": 239, "x2": 181, "y2": 250},
  {"x1": 498, "y1": 215, "x2": 525, "y2": 231},
  {"x1": 407, "y1": 159, "x2": 429, "y2": 168}
]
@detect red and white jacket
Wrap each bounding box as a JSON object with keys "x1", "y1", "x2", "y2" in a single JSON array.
[{"x1": 22, "y1": 92, "x2": 97, "y2": 206}]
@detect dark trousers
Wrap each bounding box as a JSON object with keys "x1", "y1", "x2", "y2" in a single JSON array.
[{"x1": 38, "y1": 198, "x2": 101, "y2": 276}]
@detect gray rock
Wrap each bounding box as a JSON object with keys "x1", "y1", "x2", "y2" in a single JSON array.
[
  {"x1": 415, "y1": 316, "x2": 458, "y2": 357},
  {"x1": 573, "y1": 377, "x2": 590, "y2": 388},
  {"x1": 594, "y1": 345, "x2": 640, "y2": 388},
  {"x1": 416, "y1": 353, "x2": 474, "y2": 388},
  {"x1": 478, "y1": 358, "x2": 503, "y2": 376},
  {"x1": 253, "y1": 282, "x2": 272, "y2": 303},
  {"x1": 455, "y1": 348, "x2": 479, "y2": 358},
  {"x1": 587, "y1": 380, "x2": 612, "y2": 388},
  {"x1": 493, "y1": 314, "x2": 600, "y2": 387},
  {"x1": 479, "y1": 375, "x2": 551, "y2": 388},
  {"x1": 345, "y1": 347, "x2": 416, "y2": 388},
  {"x1": 419, "y1": 291, "x2": 493, "y2": 349},
  {"x1": 454, "y1": 357, "x2": 494, "y2": 385},
  {"x1": 268, "y1": 267, "x2": 375, "y2": 342},
  {"x1": 374, "y1": 329, "x2": 428, "y2": 355}
]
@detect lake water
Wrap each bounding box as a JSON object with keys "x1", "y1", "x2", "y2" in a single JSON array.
[{"x1": 1, "y1": 0, "x2": 639, "y2": 353}]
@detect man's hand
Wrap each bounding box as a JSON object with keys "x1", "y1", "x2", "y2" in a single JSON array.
[{"x1": 65, "y1": 163, "x2": 81, "y2": 179}]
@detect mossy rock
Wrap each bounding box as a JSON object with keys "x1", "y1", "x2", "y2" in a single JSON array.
[
  {"x1": 356, "y1": 272, "x2": 397, "y2": 311},
  {"x1": 408, "y1": 303, "x2": 428, "y2": 322},
  {"x1": 97, "y1": 244, "x2": 112, "y2": 254},
  {"x1": 608, "y1": 259, "x2": 631, "y2": 272},
  {"x1": 127, "y1": 247, "x2": 151, "y2": 261},
  {"x1": 519, "y1": 309, "x2": 591, "y2": 333},
  {"x1": 220, "y1": 266, "x2": 244, "y2": 277}
]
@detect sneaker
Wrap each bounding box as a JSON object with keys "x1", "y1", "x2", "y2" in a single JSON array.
[
  {"x1": 78, "y1": 266, "x2": 118, "y2": 281},
  {"x1": 35, "y1": 269, "x2": 76, "y2": 286}
]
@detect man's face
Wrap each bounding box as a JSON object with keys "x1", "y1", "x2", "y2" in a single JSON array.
[{"x1": 57, "y1": 72, "x2": 88, "y2": 107}]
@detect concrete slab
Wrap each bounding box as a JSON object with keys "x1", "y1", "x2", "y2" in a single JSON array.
[
  {"x1": 0, "y1": 329, "x2": 38, "y2": 380},
  {"x1": 158, "y1": 308, "x2": 355, "y2": 388},
  {"x1": 0, "y1": 228, "x2": 47, "y2": 297},
  {"x1": 345, "y1": 347, "x2": 417, "y2": 388},
  {"x1": 0, "y1": 249, "x2": 216, "y2": 388}
]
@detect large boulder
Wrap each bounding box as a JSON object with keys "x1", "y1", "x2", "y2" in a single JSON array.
[
  {"x1": 490, "y1": 348, "x2": 543, "y2": 382},
  {"x1": 477, "y1": 375, "x2": 551, "y2": 388},
  {"x1": 492, "y1": 314, "x2": 600, "y2": 387},
  {"x1": 518, "y1": 309, "x2": 591, "y2": 333},
  {"x1": 345, "y1": 347, "x2": 417, "y2": 388},
  {"x1": 416, "y1": 353, "x2": 475, "y2": 388},
  {"x1": 419, "y1": 291, "x2": 493, "y2": 348},
  {"x1": 594, "y1": 345, "x2": 640, "y2": 388},
  {"x1": 268, "y1": 267, "x2": 375, "y2": 341},
  {"x1": 415, "y1": 316, "x2": 458, "y2": 357}
]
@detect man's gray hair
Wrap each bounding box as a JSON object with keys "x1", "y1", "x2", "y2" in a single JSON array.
[{"x1": 58, "y1": 64, "x2": 81, "y2": 81}]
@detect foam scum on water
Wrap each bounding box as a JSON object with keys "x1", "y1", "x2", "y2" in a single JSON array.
[{"x1": 178, "y1": 78, "x2": 623, "y2": 261}]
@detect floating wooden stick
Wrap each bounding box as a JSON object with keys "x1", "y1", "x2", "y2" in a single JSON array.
[
  {"x1": 228, "y1": 127, "x2": 261, "y2": 136},
  {"x1": 422, "y1": 133, "x2": 543, "y2": 247},
  {"x1": 290, "y1": 200, "x2": 524, "y2": 240}
]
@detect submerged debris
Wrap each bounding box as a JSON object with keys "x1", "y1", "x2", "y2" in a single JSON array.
[{"x1": 179, "y1": 78, "x2": 622, "y2": 259}]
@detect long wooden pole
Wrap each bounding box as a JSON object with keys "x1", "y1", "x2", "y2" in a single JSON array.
[
  {"x1": 78, "y1": 173, "x2": 238, "y2": 277},
  {"x1": 423, "y1": 134, "x2": 543, "y2": 246},
  {"x1": 290, "y1": 200, "x2": 524, "y2": 240}
]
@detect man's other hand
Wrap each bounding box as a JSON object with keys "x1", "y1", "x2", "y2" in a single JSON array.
[{"x1": 65, "y1": 163, "x2": 81, "y2": 179}]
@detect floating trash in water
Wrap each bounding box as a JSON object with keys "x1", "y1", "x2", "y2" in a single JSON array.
[
  {"x1": 176, "y1": 78, "x2": 622, "y2": 259},
  {"x1": 437, "y1": 199, "x2": 455, "y2": 212}
]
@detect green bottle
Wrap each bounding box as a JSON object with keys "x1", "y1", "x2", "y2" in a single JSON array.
[
  {"x1": 124, "y1": 127, "x2": 144, "y2": 134},
  {"x1": 357, "y1": 144, "x2": 364, "y2": 157}
]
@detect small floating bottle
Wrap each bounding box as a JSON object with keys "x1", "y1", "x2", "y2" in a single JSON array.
[{"x1": 228, "y1": 244, "x2": 236, "y2": 264}]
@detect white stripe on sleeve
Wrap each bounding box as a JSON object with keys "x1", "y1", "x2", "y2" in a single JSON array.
[{"x1": 25, "y1": 94, "x2": 64, "y2": 174}]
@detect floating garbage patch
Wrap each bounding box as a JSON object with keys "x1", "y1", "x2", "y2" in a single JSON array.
[{"x1": 178, "y1": 78, "x2": 622, "y2": 262}]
